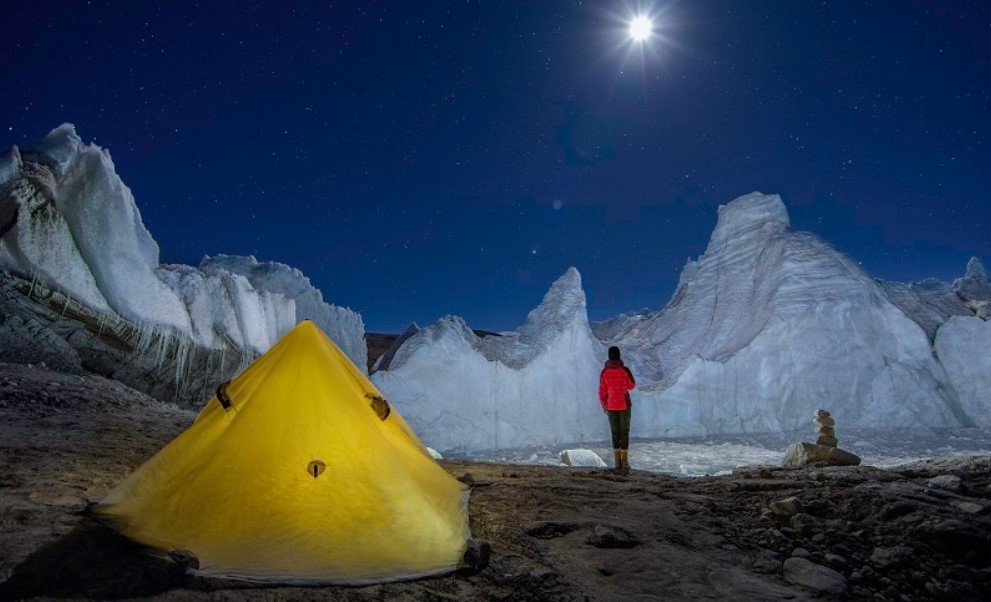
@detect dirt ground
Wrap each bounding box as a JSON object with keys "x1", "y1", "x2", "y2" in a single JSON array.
[{"x1": 1, "y1": 363, "x2": 990, "y2": 601}]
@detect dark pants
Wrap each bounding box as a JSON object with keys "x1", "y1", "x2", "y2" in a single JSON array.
[{"x1": 607, "y1": 408, "x2": 631, "y2": 450}]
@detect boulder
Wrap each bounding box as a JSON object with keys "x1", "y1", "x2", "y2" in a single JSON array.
[
  {"x1": 783, "y1": 443, "x2": 861, "y2": 468},
  {"x1": 769, "y1": 496, "x2": 804, "y2": 517},
  {"x1": 559, "y1": 449, "x2": 607, "y2": 468},
  {"x1": 782, "y1": 557, "x2": 847, "y2": 597},
  {"x1": 928, "y1": 474, "x2": 962, "y2": 492}
]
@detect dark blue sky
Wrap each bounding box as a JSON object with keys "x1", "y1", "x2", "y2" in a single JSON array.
[{"x1": 3, "y1": 1, "x2": 988, "y2": 333}]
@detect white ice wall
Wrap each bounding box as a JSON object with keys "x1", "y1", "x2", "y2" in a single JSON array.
[
  {"x1": 0, "y1": 124, "x2": 367, "y2": 374},
  {"x1": 376, "y1": 193, "x2": 990, "y2": 454},
  {"x1": 373, "y1": 269, "x2": 606, "y2": 453},
  {"x1": 42, "y1": 125, "x2": 191, "y2": 332},
  {"x1": 935, "y1": 316, "x2": 991, "y2": 425}
]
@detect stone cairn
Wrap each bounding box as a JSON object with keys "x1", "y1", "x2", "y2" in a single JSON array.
[
  {"x1": 782, "y1": 408, "x2": 860, "y2": 468},
  {"x1": 814, "y1": 409, "x2": 837, "y2": 447}
]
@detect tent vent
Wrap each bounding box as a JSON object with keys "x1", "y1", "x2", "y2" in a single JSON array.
[
  {"x1": 307, "y1": 460, "x2": 326, "y2": 478},
  {"x1": 216, "y1": 382, "x2": 234, "y2": 411},
  {"x1": 366, "y1": 394, "x2": 391, "y2": 421}
]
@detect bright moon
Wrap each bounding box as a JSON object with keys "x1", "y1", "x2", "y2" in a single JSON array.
[{"x1": 630, "y1": 15, "x2": 652, "y2": 41}]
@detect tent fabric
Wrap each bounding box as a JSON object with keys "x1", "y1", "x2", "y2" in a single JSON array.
[{"x1": 96, "y1": 320, "x2": 471, "y2": 583}]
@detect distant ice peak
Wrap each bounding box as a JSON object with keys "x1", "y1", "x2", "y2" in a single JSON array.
[
  {"x1": 24, "y1": 123, "x2": 85, "y2": 179},
  {"x1": 954, "y1": 256, "x2": 991, "y2": 320},
  {"x1": 476, "y1": 267, "x2": 590, "y2": 368},
  {"x1": 710, "y1": 192, "x2": 790, "y2": 245},
  {"x1": 965, "y1": 257, "x2": 988, "y2": 283},
  {"x1": 387, "y1": 315, "x2": 475, "y2": 370},
  {"x1": 520, "y1": 266, "x2": 585, "y2": 335},
  {"x1": 382, "y1": 268, "x2": 593, "y2": 372}
]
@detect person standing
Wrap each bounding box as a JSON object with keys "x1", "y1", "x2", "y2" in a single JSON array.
[{"x1": 598, "y1": 346, "x2": 636, "y2": 472}]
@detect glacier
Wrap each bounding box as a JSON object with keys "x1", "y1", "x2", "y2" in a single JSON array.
[
  {"x1": 2, "y1": 125, "x2": 988, "y2": 452},
  {"x1": 374, "y1": 192, "x2": 991, "y2": 454},
  {"x1": 372, "y1": 268, "x2": 606, "y2": 452},
  {"x1": 0, "y1": 124, "x2": 366, "y2": 405}
]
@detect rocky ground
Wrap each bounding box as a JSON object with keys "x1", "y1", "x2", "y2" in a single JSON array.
[{"x1": 1, "y1": 362, "x2": 990, "y2": 601}]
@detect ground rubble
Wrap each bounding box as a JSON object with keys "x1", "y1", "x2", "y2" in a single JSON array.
[{"x1": 1, "y1": 362, "x2": 989, "y2": 601}]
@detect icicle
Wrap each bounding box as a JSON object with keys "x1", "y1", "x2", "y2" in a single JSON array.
[{"x1": 60, "y1": 291, "x2": 72, "y2": 317}]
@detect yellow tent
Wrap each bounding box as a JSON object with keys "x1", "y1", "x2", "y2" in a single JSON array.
[{"x1": 96, "y1": 320, "x2": 471, "y2": 583}]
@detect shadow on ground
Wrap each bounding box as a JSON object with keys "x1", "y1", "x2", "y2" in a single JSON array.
[{"x1": 0, "y1": 520, "x2": 188, "y2": 600}]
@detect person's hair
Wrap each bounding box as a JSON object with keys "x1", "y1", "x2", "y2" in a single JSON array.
[{"x1": 608, "y1": 346, "x2": 621, "y2": 360}]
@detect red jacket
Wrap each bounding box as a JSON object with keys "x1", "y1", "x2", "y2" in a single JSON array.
[{"x1": 599, "y1": 359, "x2": 635, "y2": 411}]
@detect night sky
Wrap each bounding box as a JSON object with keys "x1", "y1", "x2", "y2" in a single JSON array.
[{"x1": 3, "y1": 1, "x2": 989, "y2": 333}]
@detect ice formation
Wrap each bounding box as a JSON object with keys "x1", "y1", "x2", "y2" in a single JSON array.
[
  {"x1": 3, "y1": 125, "x2": 988, "y2": 448},
  {"x1": 196, "y1": 254, "x2": 366, "y2": 366},
  {"x1": 934, "y1": 316, "x2": 991, "y2": 424},
  {"x1": 372, "y1": 268, "x2": 606, "y2": 452},
  {"x1": 0, "y1": 124, "x2": 366, "y2": 403},
  {"x1": 376, "y1": 192, "x2": 990, "y2": 453},
  {"x1": 603, "y1": 192, "x2": 978, "y2": 436}
]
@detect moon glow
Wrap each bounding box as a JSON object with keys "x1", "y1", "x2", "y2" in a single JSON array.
[{"x1": 629, "y1": 15, "x2": 652, "y2": 41}]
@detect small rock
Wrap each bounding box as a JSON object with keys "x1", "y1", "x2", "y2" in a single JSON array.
[
  {"x1": 769, "y1": 496, "x2": 804, "y2": 517},
  {"x1": 782, "y1": 557, "x2": 847, "y2": 597},
  {"x1": 586, "y1": 524, "x2": 641, "y2": 549},
  {"x1": 790, "y1": 513, "x2": 823, "y2": 535},
  {"x1": 597, "y1": 566, "x2": 615, "y2": 576},
  {"x1": 879, "y1": 501, "x2": 917, "y2": 521},
  {"x1": 791, "y1": 547, "x2": 811, "y2": 558},
  {"x1": 870, "y1": 546, "x2": 914, "y2": 570},
  {"x1": 752, "y1": 548, "x2": 782, "y2": 573},
  {"x1": 825, "y1": 553, "x2": 849, "y2": 571},
  {"x1": 953, "y1": 501, "x2": 986, "y2": 514},
  {"x1": 804, "y1": 499, "x2": 831, "y2": 515},
  {"x1": 832, "y1": 543, "x2": 852, "y2": 557},
  {"x1": 463, "y1": 539, "x2": 491, "y2": 570},
  {"x1": 526, "y1": 521, "x2": 581, "y2": 539},
  {"x1": 926, "y1": 579, "x2": 982, "y2": 600},
  {"x1": 928, "y1": 475, "x2": 962, "y2": 493}
]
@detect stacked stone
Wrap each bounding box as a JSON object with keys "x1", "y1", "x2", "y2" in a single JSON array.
[
  {"x1": 783, "y1": 408, "x2": 859, "y2": 467},
  {"x1": 814, "y1": 409, "x2": 837, "y2": 447}
]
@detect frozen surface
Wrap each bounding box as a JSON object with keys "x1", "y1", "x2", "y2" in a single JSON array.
[{"x1": 470, "y1": 428, "x2": 991, "y2": 477}]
